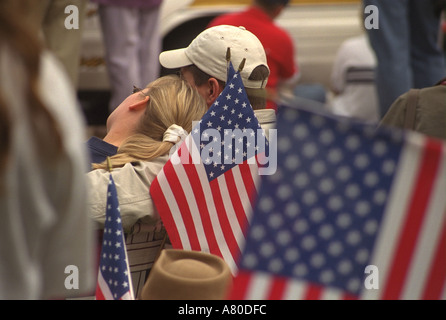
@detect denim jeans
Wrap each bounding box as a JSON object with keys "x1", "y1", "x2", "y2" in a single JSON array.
[{"x1": 363, "y1": 0, "x2": 446, "y2": 117}]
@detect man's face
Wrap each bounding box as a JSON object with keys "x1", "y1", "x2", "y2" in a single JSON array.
[{"x1": 180, "y1": 67, "x2": 217, "y2": 108}]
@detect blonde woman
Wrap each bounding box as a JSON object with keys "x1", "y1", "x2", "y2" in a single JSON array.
[{"x1": 86, "y1": 75, "x2": 207, "y2": 297}]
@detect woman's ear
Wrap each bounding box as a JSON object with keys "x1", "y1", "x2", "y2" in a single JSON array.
[{"x1": 129, "y1": 95, "x2": 149, "y2": 110}]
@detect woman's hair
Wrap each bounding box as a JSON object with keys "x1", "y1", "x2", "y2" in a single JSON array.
[
  {"x1": 0, "y1": 1, "x2": 62, "y2": 186},
  {"x1": 93, "y1": 75, "x2": 207, "y2": 170}
]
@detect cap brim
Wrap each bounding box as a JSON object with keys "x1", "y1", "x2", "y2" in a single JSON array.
[{"x1": 159, "y1": 48, "x2": 192, "y2": 69}]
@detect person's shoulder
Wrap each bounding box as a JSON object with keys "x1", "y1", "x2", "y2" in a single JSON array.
[
  {"x1": 255, "y1": 108, "x2": 277, "y2": 124},
  {"x1": 127, "y1": 155, "x2": 170, "y2": 175},
  {"x1": 268, "y1": 22, "x2": 293, "y2": 45},
  {"x1": 208, "y1": 12, "x2": 242, "y2": 28},
  {"x1": 86, "y1": 136, "x2": 117, "y2": 151}
]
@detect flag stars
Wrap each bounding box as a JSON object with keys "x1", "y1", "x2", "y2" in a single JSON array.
[
  {"x1": 191, "y1": 63, "x2": 267, "y2": 182},
  {"x1": 98, "y1": 176, "x2": 134, "y2": 300}
]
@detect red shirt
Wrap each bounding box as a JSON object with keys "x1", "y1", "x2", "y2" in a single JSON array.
[{"x1": 209, "y1": 6, "x2": 298, "y2": 111}]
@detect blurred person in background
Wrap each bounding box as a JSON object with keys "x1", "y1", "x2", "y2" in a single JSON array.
[
  {"x1": 90, "y1": 0, "x2": 163, "y2": 114},
  {"x1": 208, "y1": 0, "x2": 326, "y2": 112},
  {"x1": 37, "y1": 0, "x2": 88, "y2": 88},
  {"x1": 328, "y1": 31, "x2": 379, "y2": 123},
  {"x1": 0, "y1": 0, "x2": 94, "y2": 299},
  {"x1": 363, "y1": 0, "x2": 446, "y2": 118},
  {"x1": 380, "y1": 78, "x2": 446, "y2": 141}
]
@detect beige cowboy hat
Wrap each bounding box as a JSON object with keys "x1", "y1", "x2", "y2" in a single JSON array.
[{"x1": 140, "y1": 249, "x2": 232, "y2": 300}]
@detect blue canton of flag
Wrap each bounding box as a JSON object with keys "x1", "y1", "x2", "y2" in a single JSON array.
[
  {"x1": 191, "y1": 62, "x2": 268, "y2": 182},
  {"x1": 95, "y1": 174, "x2": 134, "y2": 300},
  {"x1": 228, "y1": 104, "x2": 446, "y2": 300}
]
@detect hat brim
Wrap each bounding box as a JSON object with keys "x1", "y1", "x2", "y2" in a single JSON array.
[{"x1": 159, "y1": 48, "x2": 192, "y2": 69}]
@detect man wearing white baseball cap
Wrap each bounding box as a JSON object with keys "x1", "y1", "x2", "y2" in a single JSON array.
[{"x1": 159, "y1": 25, "x2": 276, "y2": 133}]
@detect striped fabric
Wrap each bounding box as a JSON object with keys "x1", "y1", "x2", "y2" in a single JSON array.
[
  {"x1": 150, "y1": 64, "x2": 268, "y2": 274},
  {"x1": 229, "y1": 105, "x2": 446, "y2": 300}
]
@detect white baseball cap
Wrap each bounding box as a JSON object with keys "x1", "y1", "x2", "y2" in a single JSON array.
[{"x1": 159, "y1": 25, "x2": 270, "y2": 89}]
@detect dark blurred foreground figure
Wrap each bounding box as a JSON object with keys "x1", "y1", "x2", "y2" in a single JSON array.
[
  {"x1": 363, "y1": 0, "x2": 446, "y2": 118},
  {"x1": 0, "y1": 0, "x2": 94, "y2": 299}
]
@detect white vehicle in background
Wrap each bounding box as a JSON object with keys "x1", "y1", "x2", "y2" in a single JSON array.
[{"x1": 79, "y1": 0, "x2": 363, "y2": 124}]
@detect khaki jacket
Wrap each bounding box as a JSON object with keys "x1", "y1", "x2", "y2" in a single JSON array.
[{"x1": 380, "y1": 83, "x2": 446, "y2": 140}]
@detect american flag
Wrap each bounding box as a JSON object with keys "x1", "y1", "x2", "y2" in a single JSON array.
[
  {"x1": 95, "y1": 174, "x2": 134, "y2": 300},
  {"x1": 228, "y1": 105, "x2": 446, "y2": 300},
  {"x1": 150, "y1": 62, "x2": 269, "y2": 274}
]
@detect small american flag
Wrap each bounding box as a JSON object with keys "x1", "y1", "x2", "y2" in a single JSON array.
[
  {"x1": 228, "y1": 105, "x2": 446, "y2": 300},
  {"x1": 95, "y1": 174, "x2": 134, "y2": 300},
  {"x1": 150, "y1": 62, "x2": 269, "y2": 274}
]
